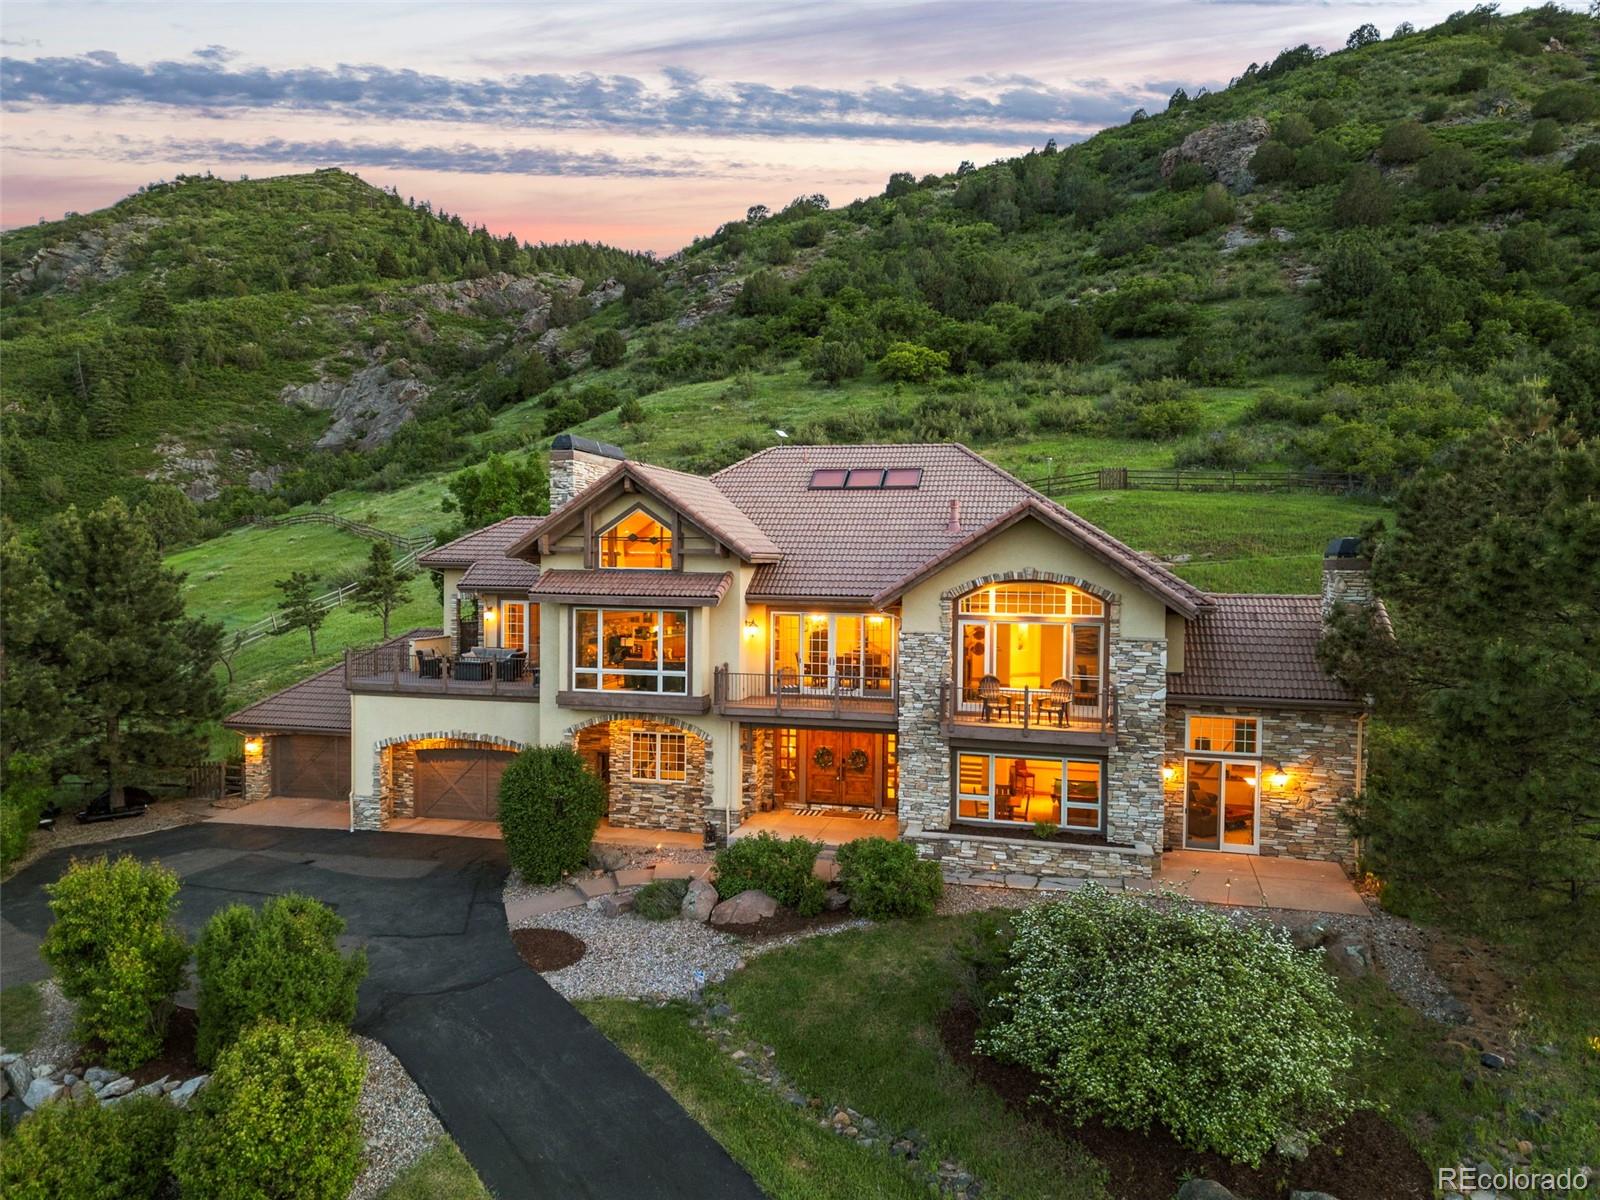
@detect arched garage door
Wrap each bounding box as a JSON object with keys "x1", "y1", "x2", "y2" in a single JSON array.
[
  {"x1": 415, "y1": 747, "x2": 515, "y2": 820},
  {"x1": 272, "y1": 735, "x2": 351, "y2": 801}
]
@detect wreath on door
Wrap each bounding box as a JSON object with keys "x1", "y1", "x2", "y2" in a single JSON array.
[
  {"x1": 845, "y1": 748, "x2": 870, "y2": 772},
  {"x1": 812, "y1": 746, "x2": 835, "y2": 769}
]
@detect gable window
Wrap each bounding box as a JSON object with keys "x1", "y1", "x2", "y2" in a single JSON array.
[
  {"x1": 955, "y1": 582, "x2": 1106, "y2": 714},
  {"x1": 599, "y1": 507, "x2": 673, "y2": 570},
  {"x1": 573, "y1": 608, "x2": 689, "y2": 693},
  {"x1": 955, "y1": 753, "x2": 1102, "y2": 830},
  {"x1": 630, "y1": 731, "x2": 687, "y2": 782}
]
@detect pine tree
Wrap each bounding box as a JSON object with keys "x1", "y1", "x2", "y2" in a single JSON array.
[
  {"x1": 32, "y1": 499, "x2": 224, "y2": 808},
  {"x1": 274, "y1": 571, "x2": 326, "y2": 654},
  {"x1": 353, "y1": 542, "x2": 413, "y2": 639}
]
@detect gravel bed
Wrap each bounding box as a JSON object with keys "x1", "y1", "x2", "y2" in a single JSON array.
[
  {"x1": 3, "y1": 797, "x2": 216, "y2": 880},
  {"x1": 27, "y1": 980, "x2": 80, "y2": 1066},
  {"x1": 349, "y1": 1035, "x2": 447, "y2": 1200},
  {"x1": 936, "y1": 883, "x2": 1053, "y2": 916}
]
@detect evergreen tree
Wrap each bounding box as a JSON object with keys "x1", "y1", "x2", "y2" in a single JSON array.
[
  {"x1": 0, "y1": 532, "x2": 67, "y2": 766},
  {"x1": 352, "y1": 542, "x2": 413, "y2": 640},
  {"x1": 274, "y1": 571, "x2": 326, "y2": 654},
  {"x1": 32, "y1": 500, "x2": 223, "y2": 808}
]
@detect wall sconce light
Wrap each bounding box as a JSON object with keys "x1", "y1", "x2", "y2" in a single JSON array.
[
  {"x1": 483, "y1": 606, "x2": 497, "y2": 623},
  {"x1": 1161, "y1": 764, "x2": 1178, "y2": 783},
  {"x1": 243, "y1": 737, "x2": 263, "y2": 756},
  {"x1": 867, "y1": 614, "x2": 885, "y2": 626},
  {"x1": 1268, "y1": 764, "x2": 1290, "y2": 789},
  {"x1": 743, "y1": 619, "x2": 760, "y2": 640}
]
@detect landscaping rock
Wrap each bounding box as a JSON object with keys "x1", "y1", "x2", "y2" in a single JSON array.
[
  {"x1": 22, "y1": 1078, "x2": 65, "y2": 1109},
  {"x1": 586, "y1": 845, "x2": 627, "y2": 872},
  {"x1": 1290, "y1": 919, "x2": 1331, "y2": 951},
  {"x1": 1176, "y1": 1181, "x2": 1239, "y2": 1200},
  {"x1": 1324, "y1": 934, "x2": 1372, "y2": 978},
  {"x1": 589, "y1": 892, "x2": 634, "y2": 918},
  {"x1": 681, "y1": 878, "x2": 718, "y2": 922},
  {"x1": 710, "y1": 889, "x2": 778, "y2": 928},
  {"x1": 168, "y1": 1075, "x2": 210, "y2": 1107},
  {"x1": 1290, "y1": 1192, "x2": 1342, "y2": 1200},
  {"x1": 135, "y1": 1076, "x2": 170, "y2": 1098},
  {"x1": 96, "y1": 1076, "x2": 136, "y2": 1099},
  {"x1": 84, "y1": 1067, "x2": 117, "y2": 1086},
  {"x1": 1275, "y1": 1128, "x2": 1311, "y2": 1160},
  {"x1": 32, "y1": 1062, "x2": 56, "y2": 1079},
  {"x1": 5, "y1": 1056, "x2": 35, "y2": 1096},
  {"x1": 1481, "y1": 1051, "x2": 1507, "y2": 1070},
  {"x1": 822, "y1": 888, "x2": 851, "y2": 912}
]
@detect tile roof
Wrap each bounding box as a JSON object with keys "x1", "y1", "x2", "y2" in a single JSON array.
[
  {"x1": 458, "y1": 557, "x2": 541, "y2": 593},
  {"x1": 713, "y1": 444, "x2": 1207, "y2": 613},
  {"x1": 529, "y1": 569, "x2": 733, "y2": 605},
  {"x1": 418, "y1": 517, "x2": 541, "y2": 569},
  {"x1": 509, "y1": 462, "x2": 780, "y2": 563},
  {"x1": 1169, "y1": 596, "x2": 1362, "y2": 707},
  {"x1": 223, "y1": 629, "x2": 440, "y2": 734}
]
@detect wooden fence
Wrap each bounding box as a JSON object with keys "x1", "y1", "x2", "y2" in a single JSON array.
[
  {"x1": 250, "y1": 511, "x2": 434, "y2": 553},
  {"x1": 1026, "y1": 466, "x2": 1377, "y2": 497}
]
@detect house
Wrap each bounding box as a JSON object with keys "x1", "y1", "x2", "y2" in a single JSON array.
[{"x1": 225, "y1": 437, "x2": 1376, "y2": 882}]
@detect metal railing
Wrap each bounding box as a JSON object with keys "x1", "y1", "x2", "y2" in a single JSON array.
[
  {"x1": 713, "y1": 667, "x2": 898, "y2": 718},
  {"x1": 939, "y1": 678, "x2": 1117, "y2": 736},
  {"x1": 344, "y1": 643, "x2": 539, "y2": 697}
]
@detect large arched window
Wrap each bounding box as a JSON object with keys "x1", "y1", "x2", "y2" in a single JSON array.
[
  {"x1": 598, "y1": 506, "x2": 673, "y2": 570},
  {"x1": 955, "y1": 582, "x2": 1106, "y2": 711}
]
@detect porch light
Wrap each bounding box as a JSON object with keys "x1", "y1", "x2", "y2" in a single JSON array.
[
  {"x1": 1268, "y1": 764, "x2": 1290, "y2": 789},
  {"x1": 1161, "y1": 764, "x2": 1177, "y2": 782},
  {"x1": 483, "y1": 606, "x2": 497, "y2": 623},
  {"x1": 743, "y1": 618, "x2": 760, "y2": 640},
  {"x1": 243, "y1": 737, "x2": 263, "y2": 756},
  {"x1": 868, "y1": 614, "x2": 885, "y2": 625}
]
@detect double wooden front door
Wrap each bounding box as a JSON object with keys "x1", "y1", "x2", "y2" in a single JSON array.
[{"x1": 801, "y1": 731, "x2": 885, "y2": 810}]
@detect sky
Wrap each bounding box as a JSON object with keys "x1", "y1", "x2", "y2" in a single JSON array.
[{"x1": 0, "y1": 0, "x2": 1540, "y2": 255}]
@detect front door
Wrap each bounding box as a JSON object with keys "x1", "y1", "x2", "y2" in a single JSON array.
[
  {"x1": 801, "y1": 732, "x2": 883, "y2": 810},
  {"x1": 1184, "y1": 757, "x2": 1259, "y2": 852}
]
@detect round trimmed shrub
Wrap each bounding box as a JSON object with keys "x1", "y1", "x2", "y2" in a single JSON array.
[
  {"x1": 172, "y1": 1020, "x2": 364, "y2": 1200},
  {"x1": 979, "y1": 887, "x2": 1361, "y2": 1164},
  {"x1": 634, "y1": 877, "x2": 689, "y2": 920},
  {"x1": 195, "y1": 893, "x2": 369, "y2": 1066},
  {"x1": 40, "y1": 855, "x2": 189, "y2": 1071},
  {"x1": 498, "y1": 746, "x2": 607, "y2": 885},
  {"x1": 835, "y1": 838, "x2": 941, "y2": 920},
  {"x1": 0, "y1": 1095, "x2": 179, "y2": 1200},
  {"x1": 713, "y1": 833, "x2": 825, "y2": 916}
]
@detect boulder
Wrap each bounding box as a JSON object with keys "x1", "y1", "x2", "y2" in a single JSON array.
[
  {"x1": 84, "y1": 1066, "x2": 119, "y2": 1087},
  {"x1": 588, "y1": 278, "x2": 626, "y2": 309},
  {"x1": 1324, "y1": 934, "x2": 1373, "y2": 979},
  {"x1": 1176, "y1": 1181, "x2": 1238, "y2": 1200},
  {"x1": 135, "y1": 1076, "x2": 170, "y2": 1098},
  {"x1": 586, "y1": 845, "x2": 627, "y2": 872},
  {"x1": 681, "y1": 878, "x2": 718, "y2": 922},
  {"x1": 710, "y1": 889, "x2": 778, "y2": 928},
  {"x1": 590, "y1": 892, "x2": 634, "y2": 918},
  {"x1": 168, "y1": 1074, "x2": 210, "y2": 1107},
  {"x1": 96, "y1": 1076, "x2": 136, "y2": 1099},
  {"x1": 1159, "y1": 117, "x2": 1271, "y2": 191},
  {"x1": 1290, "y1": 919, "x2": 1332, "y2": 951},
  {"x1": 3, "y1": 1055, "x2": 31, "y2": 1097},
  {"x1": 22, "y1": 1078, "x2": 65, "y2": 1109},
  {"x1": 822, "y1": 888, "x2": 851, "y2": 912},
  {"x1": 1275, "y1": 1128, "x2": 1311, "y2": 1160}
]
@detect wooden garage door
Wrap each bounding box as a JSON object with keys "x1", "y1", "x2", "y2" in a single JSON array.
[
  {"x1": 272, "y1": 735, "x2": 351, "y2": 801},
  {"x1": 414, "y1": 748, "x2": 514, "y2": 821}
]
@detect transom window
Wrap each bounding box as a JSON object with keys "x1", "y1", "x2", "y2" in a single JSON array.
[
  {"x1": 956, "y1": 753, "x2": 1103, "y2": 830},
  {"x1": 630, "y1": 731, "x2": 687, "y2": 782},
  {"x1": 1187, "y1": 716, "x2": 1259, "y2": 756},
  {"x1": 599, "y1": 507, "x2": 672, "y2": 570},
  {"x1": 956, "y1": 582, "x2": 1107, "y2": 709},
  {"x1": 573, "y1": 608, "x2": 688, "y2": 693}
]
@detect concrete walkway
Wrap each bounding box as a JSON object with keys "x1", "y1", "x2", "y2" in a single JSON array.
[
  {"x1": 731, "y1": 808, "x2": 897, "y2": 847},
  {"x1": 0, "y1": 824, "x2": 763, "y2": 1200},
  {"x1": 1146, "y1": 849, "x2": 1369, "y2": 915}
]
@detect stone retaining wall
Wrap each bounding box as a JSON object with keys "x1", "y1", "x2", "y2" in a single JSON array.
[
  {"x1": 567, "y1": 717, "x2": 714, "y2": 833},
  {"x1": 906, "y1": 823, "x2": 1156, "y2": 883}
]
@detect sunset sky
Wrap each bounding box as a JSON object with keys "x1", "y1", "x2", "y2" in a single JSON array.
[{"x1": 0, "y1": 0, "x2": 1532, "y2": 255}]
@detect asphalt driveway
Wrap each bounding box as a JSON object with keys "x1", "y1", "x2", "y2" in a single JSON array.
[{"x1": 1, "y1": 822, "x2": 764, "y2": 1200}]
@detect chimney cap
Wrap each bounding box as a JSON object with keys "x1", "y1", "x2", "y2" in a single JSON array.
[
  {"x1": 1324, "y1": 536, "x2": 1363, "y2": 560},
  {"x1": 550, "y1": 433, "x2": 626, "y2": 460}
]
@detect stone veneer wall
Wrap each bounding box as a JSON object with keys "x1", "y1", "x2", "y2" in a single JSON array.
[
  {"x1": 908, "y1": 827, "x2": 1155, "y2": 883},
  {"x1": 353, "y1": 730, "x2": 527, "y2": 831},
  {"x1": 738, "y1": 726, "x2": 774, "y2": 818},
  {"x1": 243, "y1": 737, "x2": 271, "y2": 804},
  {"x1": 894, "y1": 629, "x2": 950, "y2": 832},
  {"x1": 1105, "y1": 638, "x2": 1168, "y2": 849},
  {"x1": 549, "y1": 449, "x2": 619, "y2": 510},
  {"x1": 1162, "y1": 704, "x2": 1361, "y2": 862},
  {"x1": 567, "y1": 717, "x2": 713, "y2": 833}
]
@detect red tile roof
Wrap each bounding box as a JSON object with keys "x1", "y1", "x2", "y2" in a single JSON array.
[
  {"x1": 529, "y1": 569, "x2": 732, "y2": 605},
  {"x1": 458, "y1": 557, "x2": 541, "y2": 593},
  {"x1": 418, "y1": 517, "x2": 541, "y2": 569},
  {"x1": 714, "y1": 444, "x2": 1207, "y2": 613},
  {"x1": 1169, "y1": 596, "x2": 1363, "y2": 707},
  {"x1": 223, "y1": 629, "x2": 440, "y2": 734}
]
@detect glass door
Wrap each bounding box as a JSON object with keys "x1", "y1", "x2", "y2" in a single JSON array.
[{"x1": 1184, "y1": 758, "x2": 1258, "y2": 853}]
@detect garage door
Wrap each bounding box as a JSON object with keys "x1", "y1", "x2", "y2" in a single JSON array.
[
  {"x1": 414, "y1": 748, "x2": 514, "y2": 820},
  {"x1": 272, "y1": 735, "x2": 351, "y2": 801}
]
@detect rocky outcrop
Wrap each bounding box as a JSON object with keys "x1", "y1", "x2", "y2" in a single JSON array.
[
  {"x1": 388, "y1": 272, "x2": 583, "y2": 338},
  {"x1": 5, "y1": 216, "x2": 162, "y2": 294},
  {"x1": 1160, "y1": 118, "x2": 1272, "y2": 192},
  {"x1": 143, "y1": 438, "x2": 224, "y2": 501},
  {"x1": 588, "y1": 277, "x2": 626, "y2": 309},
  {"x1": 281, "y1": 361, "x2": 430, "y2": 451}
]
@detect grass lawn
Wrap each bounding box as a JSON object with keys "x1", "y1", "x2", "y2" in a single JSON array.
[
  {"x1": 0, "y1": 983, "x2": 44, "y2": 1054},
  {"x1": 584, "y1": 913, "x2": 1599, "y2": 1200},
  {"x1": 376, "y1": 1138, "x2": 491, "y2": 1200}
]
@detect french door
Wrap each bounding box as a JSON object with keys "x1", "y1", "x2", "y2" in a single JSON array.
[
  {"x1": 774, "y1": 614, "x2": 895, "y2": 694},
  {"x1": 1183, "y1": 757, "x2": 1259, "y2": 853}
]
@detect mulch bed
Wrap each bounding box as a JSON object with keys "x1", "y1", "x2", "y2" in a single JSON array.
[
  {"x1": 87, "y1": 1005, "x2": 204, "y2": 1086},
  {"x1": 513, "y1": 927, "x2": 587, "y2": 972},
  {"x1": 938, "y1": 1000, "x2": 1433, "y2": 1200},
  {"x1": 732, "y1": 907, "x2": 859, "y2": 940}
]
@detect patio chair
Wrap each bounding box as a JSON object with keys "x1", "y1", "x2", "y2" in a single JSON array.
[
  {"x1": 775, "y1": 665, "x2": 801, "y2": 694},
  {"x1": 977, "y1": 674, "x2": 1013, "y2": 722},
  {"x1": 415, "y1": 648, "x2": 444, "y2": 679},
  {"x1": 1037, "y1": 677, "x2": 1073, "y2": 726},
  {"x1": 496, "y1": 652, "x2": 526, "y2": 682}
]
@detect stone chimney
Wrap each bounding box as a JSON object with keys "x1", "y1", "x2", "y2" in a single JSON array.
[
  {"x1": 1321, "y1": 536, "x2": 1373, "y2": 620},
  {"x1": 548, "y1": 434, "x2": 626, "y2": 510}
]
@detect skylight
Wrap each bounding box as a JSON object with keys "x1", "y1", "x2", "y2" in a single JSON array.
[
  {"x1": 809, "y1": 466, "x2": 923, "y2": 490},
  {"x1": 845, "y1": 468, "x2": 884, "y2": 488}
]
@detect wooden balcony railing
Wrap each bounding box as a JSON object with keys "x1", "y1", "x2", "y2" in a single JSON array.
[
  {"x1": 939, "y1": 678, "x2": 1116, "y2": 741},
  {"x1": 344, "y1": 643, "x2": 539, "y2": 699},
  {"x1": 713, "y1": 666, "x2": 898, "y2": 725}
]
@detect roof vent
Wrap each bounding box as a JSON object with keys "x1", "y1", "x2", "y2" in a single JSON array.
[
  {"x1": 947, "y1": 499, "x2": 961, "y2": 533},
  {"x1": 550, "y1": 433, "x2": 626, "y2": 461}
]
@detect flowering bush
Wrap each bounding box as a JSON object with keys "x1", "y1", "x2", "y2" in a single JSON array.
[{"x1": 979, "y1": 886, "x2": 1361, "y2": 1164}]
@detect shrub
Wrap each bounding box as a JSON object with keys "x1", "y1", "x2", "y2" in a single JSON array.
[
  {"x1": 1448, "y1": 64, "x2": 1490, "y2": 93},
  {"x1": 0, "y1": 753, "x2": 50, "y2": 871},
  {"x1": 617, "y1": 396, "x2": 646, "y2": 425},
  {"x1": 498, "y1": 746, "x2": 607, "y2": 885},
  {"x1": 1293, "y1": 136, "x2": 1347, "y2": 187},
  {"x1": 1167, "y1": 162, "x2": 1212, "y2": 191},
  {"x1": 172, "y1": 1020, "x2": 364, "y2": 1200},
  {"x1": 1332, "y1": 165, "x2": 1394, "y2": 228},
  {"x1": 1532, "y1": 83, "x2": 1600, "y2": 123},
  {"x1": 1377, "y1": 120, "x2": 1432, "y2": 164},
  {"x1": 1306, "y1": 99, "x2": 1341, "y2": 132},
  {"x1": 812, "y1": 338, "x2": 866, "y2": 383},
  {"x1": 1523, "y1": 118, "x2": 1561, "y2": 156},
  {"x1": 878, "y1": 341, "x2": 949, "y2": 383},
  {"x1": 1274, "y1": 112, "x2": 1315, "y2": 148},
  {"x1": 979, "y1": 887, "x2": 1361, "y2": 1164},
  {"x1": 40, "y1": 855, "x2": 188, "y2": 1071},
  {"x1": 634, "y1": 877, "x2": 689, "y2": 920},
  {"x1": 835, "y1": 838, "x2": 941, "y2": 920},
  {"x1": 194, "y1": 894, "x2": 368, "y2": 1066},
  {"x1": 0, "y1": 1095, "x2": 180, "y2": 1200},
  {"x1": 1107, "y1": 378, "x2": 1204, "y2": 440},
  {"x1": 590, "y1": 329, "x2": 626, "y2": 369},
  {"x1": 1247, "y1": 141, "x2": 1295, "y2": 183},
  {"x1": 714, "y1": 833, "x2": 825, "y2": 916}
]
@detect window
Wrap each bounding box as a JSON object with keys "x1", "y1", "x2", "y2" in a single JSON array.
[
  {"x1": 955, "y1": 582, "x2": 1106, "y2": 708},
  {"x1": 883, "y1": 468, "x2": 923, "y2": 488},
  {"x1": 770, "y1": 611, "x2": 896, "y2": 692},
  {"x1": 845, "y1": 468, "x2": 885, "y2": 488},
  {"x1": 955, "y1": 753, "x2": 1102, "y2": 830},
  {"x1": 809, "y1": 469, "x2": 849, "y2": 489},
  {"x1": 598, "y1": 507, "x2": 672, "y2": 570},
  {"x1": 809, "y1": 467, "x2": 923, "y2": 490},
  {"x1": 501, "y1": 601, "x2": 528, "y2": 653},
  {"x1": 1187, "y1": 716, "x2": 1259, "y2": 755},
  {"x1": 630, "y1": 731, "x2": 687, "y2": 782},
  {"x1": 573, "y1": 608, "x2": 689, "y2": 693}
]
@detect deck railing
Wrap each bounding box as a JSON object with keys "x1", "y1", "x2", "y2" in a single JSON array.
[
  {"x1": 713, "y1": 667, "x2": 898, "y2": 719},
  {"x1": 939, "y1": 679, "x2": 1117, "y2": 737},
  {"x1": 344, "y1": 643, "x2": 539, "y2": 697}
]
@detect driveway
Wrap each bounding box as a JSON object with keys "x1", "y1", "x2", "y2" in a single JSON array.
[{"x1": 1, "y1": 823, "x2": 763, "y2": 1200}]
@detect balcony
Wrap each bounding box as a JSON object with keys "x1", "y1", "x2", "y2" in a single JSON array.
[
  {"x1": 345, "y1": 641, "x2": 539, "y2": 700},
  {"x1": 714, "y1": 667, "x2": 898, "y2": 731},
  {"x1": 940, "y1": 679, "x2": 1116, "y2": 746}
]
